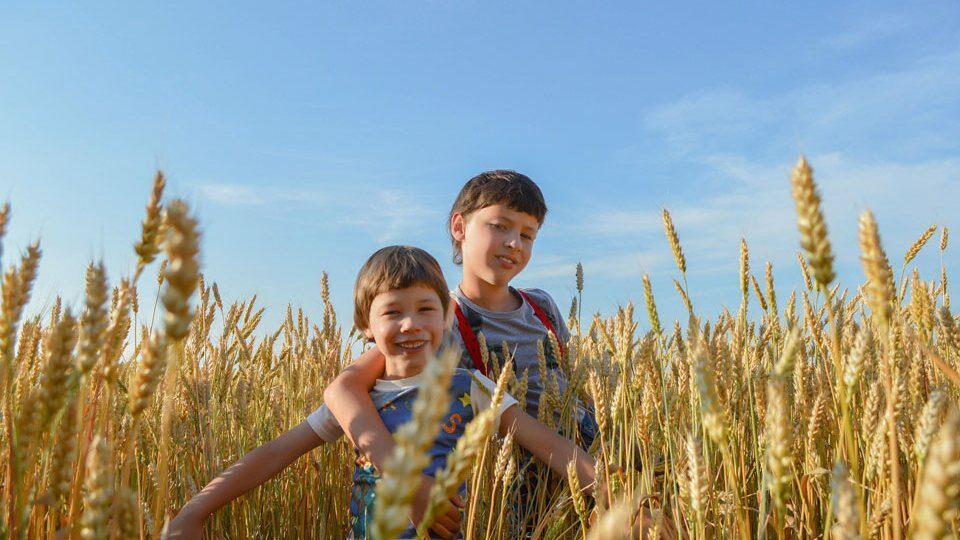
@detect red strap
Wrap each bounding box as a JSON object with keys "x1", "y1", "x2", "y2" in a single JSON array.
[
  {"x1": 453, "y1": 302, "x2": 487, "y2": 375},
  {"x1": 517, "y1": 290, "x2": 566, "y2": 358},
  {"x1": 454, "y1": 292, "x2": 566, "y2": 375}
]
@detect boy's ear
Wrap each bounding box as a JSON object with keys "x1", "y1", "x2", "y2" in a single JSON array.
[
  {"x1": 450, "y1": 212, "x2": 467, "y2": 242},
  {"x1": 362, "y1": 327, "x2": 375, "y2": 341}
]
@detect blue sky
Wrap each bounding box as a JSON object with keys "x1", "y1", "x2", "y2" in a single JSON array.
[{"x1": 2, "y1": 1, "x2": 958, "y2": 334}]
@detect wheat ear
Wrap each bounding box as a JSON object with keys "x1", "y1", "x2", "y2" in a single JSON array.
[
  {"x1": 858, "y1": 210, "x2": 894, "y2": 327},
  {"x1": 662, "y1": 208, "x2": 687, "y2": 275},
  {"x1": 79, "y1": 436, "x2": 114, "y2": 540},
  {"x1": 133, "y1": 170, "x2": 166, "y2": 281},
  {"x1": 904, "y1": 224, "x2": 938, "y2": 267},
  {"x1": 830, "y1": 461, "x2": 861, "y2": 540},
  {"x1": 790, "y1": 156, "x2": 836, "y2": 287},
  {"x1": 909, "y1": 409, "x2": 960, "y2": 540}
]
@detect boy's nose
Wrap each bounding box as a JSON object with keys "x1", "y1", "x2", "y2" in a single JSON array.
[{"x1": 400, "y1": 315, "x2": 418, "y2": 331}]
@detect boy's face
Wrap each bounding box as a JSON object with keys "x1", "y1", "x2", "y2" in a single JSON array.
[
  {"x1": 452, "y1": 203, "x2": 539, "y2": 288},
  {"x1": 363, "y1": 284, "x2": 446, "y2": 378}
]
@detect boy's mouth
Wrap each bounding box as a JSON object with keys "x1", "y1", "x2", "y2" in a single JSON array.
[
  {"x1": 396, "y1": 340, "x2": 427, "y2": 350},
  {"x1": 495, "y1": 255, "x2": 517, "y2": 267}
]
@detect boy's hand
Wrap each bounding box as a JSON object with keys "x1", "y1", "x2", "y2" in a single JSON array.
[
  {"x1": 411, "y1": 474, "x2": 463, "y2": 539},
  {"x1": 163, "y1": 509, "x2": 204, "y2": 540}
]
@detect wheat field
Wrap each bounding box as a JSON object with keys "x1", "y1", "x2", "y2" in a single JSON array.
[{"x1": 0, "y1": 158, "x2": 958, "y2": 539}]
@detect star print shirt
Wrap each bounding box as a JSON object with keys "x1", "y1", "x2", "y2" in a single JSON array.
[{"x1": 307, "y1": 368, "x2": 518, "y2": 539}]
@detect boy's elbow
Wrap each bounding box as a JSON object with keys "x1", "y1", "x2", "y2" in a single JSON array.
[
  {"x1": 324, "y1": 370, "x2": 361, "y2": 402},
  {"x1": 322, "y1": 377, "x2": 344, "y2": 404}
]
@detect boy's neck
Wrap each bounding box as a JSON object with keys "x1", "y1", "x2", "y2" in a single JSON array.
[
  {"x1": 458, "y1": 278, "x2": 521, "y2": 312},
  {"x1": 382, "y1": 361, "x2": 423, "y2": 380}
]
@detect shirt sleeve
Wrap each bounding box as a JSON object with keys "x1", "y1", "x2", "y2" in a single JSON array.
[
  {"x1": 305, "y1": 404, "x2": 345, "y2": 442},
  {"x1": 527, "y1": 287, "x2": 570, "y2": 344},
  {"x1": 470, "y1": 373, "x2": 520, "y2": 429}
]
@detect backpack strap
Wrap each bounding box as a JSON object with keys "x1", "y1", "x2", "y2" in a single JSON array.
[
  {"x1": 517, "y1": 289, "x2": 566, "y2": 358},
  {"x1": 453, "y1": 301, "x2": 487, "y2": 376},
  {"x1": 454, "y1": 290, "x2": 567, "y2": 375}
]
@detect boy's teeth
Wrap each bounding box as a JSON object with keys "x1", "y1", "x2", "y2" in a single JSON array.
[{"x1": 397, "y1": 340, "x2": 425, "y2": 349}]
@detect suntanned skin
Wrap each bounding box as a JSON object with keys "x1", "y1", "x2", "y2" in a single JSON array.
[
  {"x1": 165, "y1": 422, "x2": 324, "y2": 539},
  {"x1": 498, "y1": 405, "x2": 595, "y2": 486},
  {"x1": 449, "y1": 205, "x2": 539, "y2": 312}
]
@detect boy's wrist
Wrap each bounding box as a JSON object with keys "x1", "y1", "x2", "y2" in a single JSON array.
[{"x1": 177, "y1": 500, "x2": 210, "y2": 523}]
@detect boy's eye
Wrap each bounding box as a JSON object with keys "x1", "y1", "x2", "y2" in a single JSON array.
[
  {"x1": 490, "y1": 222, "x2": 506, "y2": 230},
  {"x1": 521, "y1": 233, "x2": 534, "y2": 241},
  {"x1": 419, "y1": 306, "x2": 435, "y2": 312}
]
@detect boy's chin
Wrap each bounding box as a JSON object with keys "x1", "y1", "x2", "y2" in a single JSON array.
[
  {"x1": 481, "y1": 270, "x2": 516, "y2": 287},
  {"x1": 384, "y1": 354, "x2": 431, "y2": 376}
]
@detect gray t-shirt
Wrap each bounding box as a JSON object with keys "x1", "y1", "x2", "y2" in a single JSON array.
[{"x1": 450, "y1": 287, "x2": 570, "y2": 417}]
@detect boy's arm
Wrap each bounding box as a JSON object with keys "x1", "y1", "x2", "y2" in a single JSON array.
[
  {"x1": 322, "y1": 347, "x2": 396, "y2": 466},
  {"x1": 167, "y1": 421, "x2": 324, "y2": 538},
  {"x1": 499, "y1": 405, "x2": 596, "y2": 492},
  {"x1": 324, "y1": 347, "x2": 463, "y2": 537}
]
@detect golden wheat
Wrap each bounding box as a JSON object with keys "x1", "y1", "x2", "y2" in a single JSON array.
[{"x1": 1, "y1": 155, "x2": 959, "y2": 539}]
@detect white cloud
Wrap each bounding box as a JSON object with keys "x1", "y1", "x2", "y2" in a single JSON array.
[
  {"x1": 821, "y1": 13, "x2": 916, "y2": 51},
  {"x1": 640, "y1": 49, "x2": 960, "y2": 160},
  {"x1": 340, "y1": 189, "x2": 443, "y2": 244},
  {"x1": 193, "y1": 181, "x2": 443, "y2": 244},
  {"x1": 193, "y1": 183, "x2": 328, "y2": 207},
  {"x1": 548, "y1": 43, "x2": 960, "y2": 295},
  {"x1": 525, "y1": 250, "x2": 667, "y2": 282},
  {"x1": 641, "y1": 89, "x2": 784, "y2": 157}
]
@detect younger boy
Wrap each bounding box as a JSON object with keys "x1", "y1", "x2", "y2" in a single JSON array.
[{"x1": 168, "y1": 246, "x2": 594, "y2": 539}]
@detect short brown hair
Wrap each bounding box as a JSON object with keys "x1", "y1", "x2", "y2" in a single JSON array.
[
  {"x1": 448, "y1": 170, "x2": 548, "y2": 264},
  {"x1": 353, "y1": 245, "x2": 450, "y2": 330}
]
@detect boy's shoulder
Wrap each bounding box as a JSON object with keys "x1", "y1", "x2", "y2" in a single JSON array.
[
  {"x1": 517, "y1": 287, "x2": 570, "y2": 340},
  {"x1": 516, "y1": 287, "x2": 559, "y2": 308},
  {"x1": 517, "y1": 287, "x2": 564, "y2": 321}
]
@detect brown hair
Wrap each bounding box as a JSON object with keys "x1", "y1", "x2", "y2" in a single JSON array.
[
  {"x1": 448, "y1": 170, "x2": 548, "y2": 264},
  {"x1": 353, "y1": 245, "x2": 450, "y2": 330}
]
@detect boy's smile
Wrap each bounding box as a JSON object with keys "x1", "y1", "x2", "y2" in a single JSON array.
[
  {"x1": 453, "y1": 203, "x2": 539, "y2": 289},
  {"x1": 363, "y1": 284, "x2": 446, "y2": 379}
]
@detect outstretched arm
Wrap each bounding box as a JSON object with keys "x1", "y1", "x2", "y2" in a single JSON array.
[
  {"x1": 500, "y1": 405, "x2": 596, "y2": 492},
  {"x1": 167, "y1": 421, "x2": 324, "y2": 539}
]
